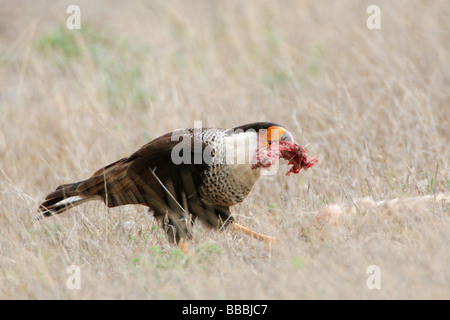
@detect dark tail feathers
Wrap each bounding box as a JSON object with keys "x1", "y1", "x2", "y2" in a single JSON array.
[{"x1": 38, "y1": 182, "x2": 95, "y2": 218}]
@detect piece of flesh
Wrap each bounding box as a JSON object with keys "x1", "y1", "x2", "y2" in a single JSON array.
[{"x1": 252, "y1": 141, "x2": 318, "y2": 176}]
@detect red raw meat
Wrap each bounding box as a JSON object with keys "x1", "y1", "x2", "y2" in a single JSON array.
[{"x1": 251, "y1": 141, "x2": 318, "y2": 176}]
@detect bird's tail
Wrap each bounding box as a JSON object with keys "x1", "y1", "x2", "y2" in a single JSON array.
[{"x1": 38, "y1": 181, "x2": 97, "y2": 218}]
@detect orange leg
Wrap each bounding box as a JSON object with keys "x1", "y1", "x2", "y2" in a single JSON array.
[
  {"x1": 178, "y1": 238, "x2": 189, "y2": 254},
  {"x1": 231, "y1": 222, "x2": 278, "y2": 244}
]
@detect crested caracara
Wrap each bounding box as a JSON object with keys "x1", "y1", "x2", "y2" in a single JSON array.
[{"x1": 38, "y1": 122, "x2": 317, "y2": 244}]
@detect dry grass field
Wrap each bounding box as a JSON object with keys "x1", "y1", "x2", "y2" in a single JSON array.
[{"x1": 0, "y1": 0, "x2": 449, "y2": 299}]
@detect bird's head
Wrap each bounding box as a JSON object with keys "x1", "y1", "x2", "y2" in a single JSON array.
[
  {"x1": 233, "y1": 122, "x2": 318, "y2": 175},
  {"x1": 233, "y1": 122, "x2": 295, "y2": 149},
  {"x1": 261, "y1": 125, "x2": 295, "y2": 147}
]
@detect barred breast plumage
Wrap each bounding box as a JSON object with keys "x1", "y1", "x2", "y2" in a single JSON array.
[{"x1": 189, "y1": 127, "x2": 261, "y2": 206}]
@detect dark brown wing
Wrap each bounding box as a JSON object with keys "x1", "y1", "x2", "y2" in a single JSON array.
[
  {"x1": 75, "y1": 132, "x2": 205, "y2": 207},
  {"x1": 79, "y1": 131, "x2": 229, "y2": 237}
]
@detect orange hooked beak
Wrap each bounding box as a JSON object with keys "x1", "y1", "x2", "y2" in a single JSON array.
[{"x1": 259, "y1": 125, "x2": 294, "y2": 147}]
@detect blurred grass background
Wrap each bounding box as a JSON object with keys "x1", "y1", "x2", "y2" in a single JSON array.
[{"x1": 0, "y1": 0, "x2": 448, "y2": 299}]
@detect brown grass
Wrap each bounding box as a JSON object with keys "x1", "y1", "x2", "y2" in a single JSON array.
[{"x1": 0, "y1": 0, "x2": 449, "y2": 299}]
